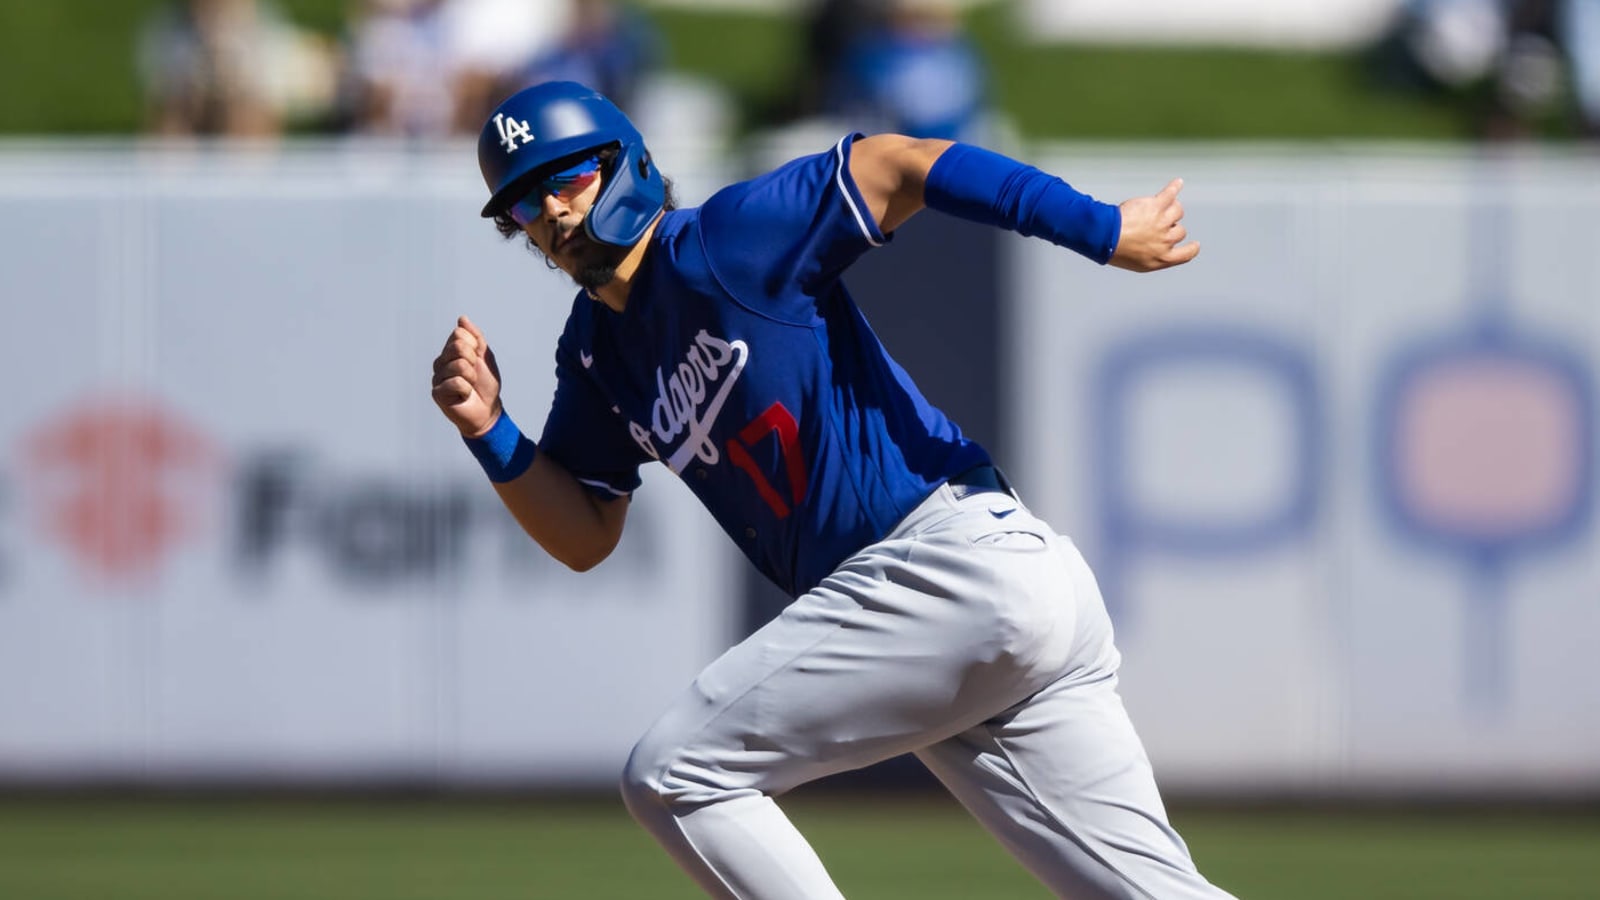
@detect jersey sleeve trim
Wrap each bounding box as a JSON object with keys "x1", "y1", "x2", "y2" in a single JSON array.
[
  {"x1": 577, "y1": 477, "x2": 632, "y2": 498},
  {"x1": 833, "y1": 135, "x2": 885, "y2": 248}
]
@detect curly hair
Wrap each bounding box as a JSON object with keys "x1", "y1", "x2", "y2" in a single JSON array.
[{"x1": 492, "y1": 146, "x2": 677, "y2": 264}]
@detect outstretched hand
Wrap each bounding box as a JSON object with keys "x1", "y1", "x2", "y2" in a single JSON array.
[
  {"x1": 1110, "y1": 178, "x2": 1200, "y2": 272},
  {"x1": 431, "y1": 315, "x2": 503, "y2": 438}
]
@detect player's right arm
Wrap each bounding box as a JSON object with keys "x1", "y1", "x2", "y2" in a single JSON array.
[{"x1": 431, "y1": 315, "x2": 628, "y2": 572}]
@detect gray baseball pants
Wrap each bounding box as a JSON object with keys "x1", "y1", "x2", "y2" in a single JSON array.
[{"x1": 620, "y1": 481, "x2": 1235, "y2": 899}]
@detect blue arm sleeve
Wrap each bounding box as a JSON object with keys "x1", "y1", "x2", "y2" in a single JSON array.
[{"x1": 922, "y1": 143, "x2": 1121, "y2": 264}]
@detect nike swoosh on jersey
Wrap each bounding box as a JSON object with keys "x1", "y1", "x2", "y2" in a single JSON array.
[{"x1": 580, "y1": 350, "x2": 594, "y2": 368}]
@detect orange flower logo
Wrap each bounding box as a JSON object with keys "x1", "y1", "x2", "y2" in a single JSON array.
[{"x1": 22, "y1": 396, "x2": 219, "y2": 581}]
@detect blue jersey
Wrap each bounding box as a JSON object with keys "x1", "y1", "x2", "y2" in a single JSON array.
[{"x1": 537, "y1": 135, "x2": 990, "y2": 597}]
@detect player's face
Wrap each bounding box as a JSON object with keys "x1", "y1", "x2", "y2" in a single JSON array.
[{"x1": 508, "y1": 156, "x2": 625, "y2": 290}]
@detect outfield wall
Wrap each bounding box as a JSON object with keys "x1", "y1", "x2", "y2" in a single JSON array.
[
  {"x1": 1013, "y1": 146, "x2": 1600, "y2": 795},
  {"x1": 0, "y1": 141, "x2": 739, "y2": 786},
  {"x1": 0, "y1": 141, "x2": 1595, "y2": 795}
]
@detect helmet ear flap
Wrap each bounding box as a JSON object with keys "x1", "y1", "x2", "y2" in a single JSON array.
[{"x1": 584, "y1": 140, "x2": 666, "y2": 246}]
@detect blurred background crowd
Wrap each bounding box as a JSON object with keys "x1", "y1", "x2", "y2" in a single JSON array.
[
  {"x1": 126, "y1": 0, "x2": 995, "y2": 143},
  {"x1": 1376, "y1": 0, "x2": 1600, "y2": 138},
  {"x1": 3, "y1": 0, "x2": 1597, "y2": 144},
  {"x1": 135, "y1": 0, "x2": 664, "y2": 139}
]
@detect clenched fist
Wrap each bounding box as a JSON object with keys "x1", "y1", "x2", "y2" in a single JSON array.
[{"x1": 431, "y1": 315, "x2": 503, "y2": 438}]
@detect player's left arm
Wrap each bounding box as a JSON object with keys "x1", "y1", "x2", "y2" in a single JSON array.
[{"x1": 848, "y1": 134, "x2": 1199, "y2": 272}]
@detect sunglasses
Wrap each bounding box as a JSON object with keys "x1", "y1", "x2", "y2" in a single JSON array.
[{"x1": 507, "y1": 156, "x2": 603, "y2": 227}]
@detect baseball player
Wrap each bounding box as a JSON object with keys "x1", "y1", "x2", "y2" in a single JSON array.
[{"x1": 432, "y1": 81, "x2": 1231, "y2": 899}]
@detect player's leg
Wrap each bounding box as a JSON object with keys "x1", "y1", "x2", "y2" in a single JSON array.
[
  {"x1": 915, "y1": 538, "x2": 1236, "y2": 900},
  {"x1": 619, "y1": 485, "x2": 1082, "y2": 899}
]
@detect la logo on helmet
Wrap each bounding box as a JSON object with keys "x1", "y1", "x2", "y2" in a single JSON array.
[{"x1": 494, "y1": 113, "x2": 535, "y2": 153}]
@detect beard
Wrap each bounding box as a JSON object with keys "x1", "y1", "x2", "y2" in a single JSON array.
[
  {"x1": 564, "y1": 231, "x2": 629, "y2": 291},
  {"x1": 575, "y1": 259, "x2": 620, "y2": 291}
]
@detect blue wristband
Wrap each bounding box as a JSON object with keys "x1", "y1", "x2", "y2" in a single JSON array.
[
  {"x1": 463, "y1": 411, "x2": 538, "y2": 483},
  {"x1": 923, "y1": 143, "x2": 1121, "y2": 264}
]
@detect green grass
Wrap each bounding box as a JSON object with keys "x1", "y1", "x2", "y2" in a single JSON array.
[
  {"x1": 1181, "y1": 807, "x2": 1600, "y2": 899},
  {"x1": 0, "y1": 795, "x2": 1596, "y2": 899},
  {"x1": 0, "y1": 0, "x2": 1498, "y2": 139}
]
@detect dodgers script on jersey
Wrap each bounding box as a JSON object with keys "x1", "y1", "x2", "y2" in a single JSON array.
[{"x1": 537, "y1": 135, "x2": 990, "y2": 596}]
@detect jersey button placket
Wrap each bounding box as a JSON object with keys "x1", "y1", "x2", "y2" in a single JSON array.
[{"x1": 744, "y1": 527, "x2": 756, "y2": 540}]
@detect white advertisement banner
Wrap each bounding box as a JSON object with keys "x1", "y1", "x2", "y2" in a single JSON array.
[
  {"x1": 0, "y1": 146, "x2": 738, "y2": 785},
  {"x1": 1012, "y1": 146, "x2": 1600, "y2": 793}
]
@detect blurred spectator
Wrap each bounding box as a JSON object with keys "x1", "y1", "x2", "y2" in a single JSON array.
[
  {"x1": 508, "y1": 0, "x2": 662, "y2": 113},
  {"x1": 138, "y1": 0, "x2": 339, "y2": 138},
  {"x1": 1557, "y1": 0, "x2": 1600, "y2": 134},
  {"x1": 1490, "y1": 0, "x2": 1566, "y2": 137},
  {"x1": 344, "y1": 0, "x2": 456, "y2": 136},
  {"x1": 1393, "y1": 0, "x2": 1509, "y2": 90},
  {"x1": 823, "y1": 0, "x2": 988, "y2": 141},
  {"x1": 345, "y1": 0, "x2": 654, "y2": 139},
  {"x1": 442, "y1": 0, "x2": 570, "y2": 133},
  {"x1": 792, "y1": 0, "x2": 888, "y2": 120},
  {"x1": 1374, "y1": 0, "x2": 1600, "y2": 138}
]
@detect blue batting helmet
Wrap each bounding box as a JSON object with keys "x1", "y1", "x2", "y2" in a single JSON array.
[{"x1": 477, "y1": 81, "x2": 665, "y2": 247}]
